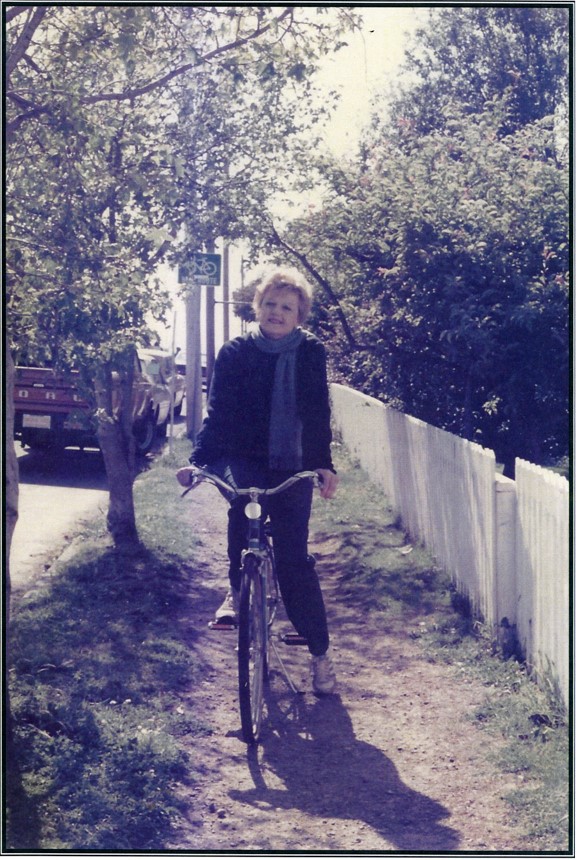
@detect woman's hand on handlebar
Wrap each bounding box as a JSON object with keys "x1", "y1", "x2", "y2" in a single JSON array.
[
  {"x1": 316, "y1": 468, "x2": 339, "y2": 499},
  {"x1": 176, "y1": 466, "x2": 196, "y2": 488},
  {"x1": 178, "y1": 464, "x2": 338, "y2": 498}
]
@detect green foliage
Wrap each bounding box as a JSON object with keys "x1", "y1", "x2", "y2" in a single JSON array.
[
  {"x1": 6, "y1": 8, "x2": 182, "y2": 390},
  {"x1": 231, "y1": 282, "x2": 257, "y2": 323},
  {"x1": 256, "y1": 7, "x2": 569, "y2": 476},
  {"x1": 390, "y1": 6, "x2": 569, "y2": 139},
  {"x1": 6, "y1": 4, "x2": 358, "y2": 384},
  {"x1": 6, "y1": 6, "x2": 358, "y2": 368},
  {"x1": 286, "y1": 95, "x2": 568, "y2": 473},
  {"x1": 5, "y1": 5, "x2": 358, "y2": 541}
]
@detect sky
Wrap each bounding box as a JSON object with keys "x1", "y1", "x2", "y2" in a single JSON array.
[
  {"x1": 315, "y1": 6, "x2": 426, "y2": 156},
  {"x1": 154, "y1": 7, "x2": 427, "y2": 356}
]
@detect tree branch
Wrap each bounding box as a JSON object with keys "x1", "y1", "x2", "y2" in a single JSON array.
[
  {"x1": 6, "y1": 6, "x2": 47, "y2": 81},
  {"x1": 6, "y1": 7, "x2": 294, "y2": 137},
  {"x1": 269, "y1": 224, "x2": 361, "y2": 350},
  {"x1": 81, "y1": 8, "x2": 294, "y2": 106},
  {"x1": 5, "y1": 6, "x2": 35, "y2": 24}
]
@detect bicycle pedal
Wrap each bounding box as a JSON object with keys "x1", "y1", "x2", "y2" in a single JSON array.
[
  {"x1": 280, "y1": 633, "x2": 308, "y2": 646},
  {"x1": 208, "y1": 620, "x2": 237, "y2": 631}
]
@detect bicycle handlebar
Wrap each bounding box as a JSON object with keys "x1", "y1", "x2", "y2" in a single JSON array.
[{"x1": 180, "y1": 468, "x2": 320, "y2": 499}]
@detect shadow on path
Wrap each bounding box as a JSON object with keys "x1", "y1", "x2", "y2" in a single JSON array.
[
  {"x1": 231, "y1": 690, "x2": 460, "y2": 852},
  {"x1": 17, "y1": 445, "x2": 109, "y2": 490}
]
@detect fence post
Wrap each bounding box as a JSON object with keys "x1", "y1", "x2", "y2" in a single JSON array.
[{"x1": 494, "y1": 473, "x2": 517, "y2": 629}]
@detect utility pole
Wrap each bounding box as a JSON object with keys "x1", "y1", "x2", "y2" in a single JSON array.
[
  {"x1": 182, "y1": 250, "x2": 221, "y2": 438},
  {"x1": 184, "y1": 281, "x2": 203, "y2": 441},
  {"x1": 205, "y1": 240, "x2": 216, "y2": 394},
  {"x1": 223, "y1": 242, "x2": 230, "y2": 343}
]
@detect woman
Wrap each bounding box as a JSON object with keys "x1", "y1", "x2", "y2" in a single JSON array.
[{"x1": 176, "y1": 267, "x2": 339, "y2": 694}]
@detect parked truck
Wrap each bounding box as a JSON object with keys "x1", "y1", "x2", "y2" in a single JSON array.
[{"x1": 13, "y1": 350, "x2": 178, "y2": 455}]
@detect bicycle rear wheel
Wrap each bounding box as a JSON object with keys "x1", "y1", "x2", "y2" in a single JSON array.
[{"x1": 238, "y1": 555, "x2": 267, "y2": 743}]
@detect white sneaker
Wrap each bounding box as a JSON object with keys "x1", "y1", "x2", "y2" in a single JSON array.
[
  {"x1": 215, "y1": 588, "x2": 240, "y2": 624},
  {"x1": 312, "y1": 653, "x2": 336, "y2": 695}
]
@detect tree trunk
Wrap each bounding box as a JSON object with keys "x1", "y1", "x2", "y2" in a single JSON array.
[
  {"x1": 5, "y1": 349, "x2": 19, "y2": 624},
  {"x1": 5, "y1": 347, "x2": 19, "y2": 745},
  {"x1": 95, "y1": 360, "x2": 140, "y2": 550},
  {"x1": 98, "y1": 420, "x2": 140, "y2": 548}
]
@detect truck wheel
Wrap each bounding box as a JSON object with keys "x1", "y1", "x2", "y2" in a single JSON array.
[{"x1": 133, "y1": 414, "x2": 155, "y2": 455}]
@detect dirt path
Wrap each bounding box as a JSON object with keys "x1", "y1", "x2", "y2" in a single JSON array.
[{"x1": 168, "y1": 483, "x2": 540, "y2": 853}]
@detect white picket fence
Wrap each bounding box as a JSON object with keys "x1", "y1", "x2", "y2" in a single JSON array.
[
  {"x1": 330, "y1": 383, "x2": 569, "y2": 710},
  {"x1": 514, "y1": 460, "x2": 570, "y2": 706}
]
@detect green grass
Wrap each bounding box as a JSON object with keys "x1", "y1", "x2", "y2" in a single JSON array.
[
  {"x1": 6, "y1": 439, "x2": 209, "y2": 851},
  {"x1": 311, "y1": 443, "x2": 457, "y2": 625},
  {"x1": 6, "y1": 438, "x2": 570, "y2": 851}
]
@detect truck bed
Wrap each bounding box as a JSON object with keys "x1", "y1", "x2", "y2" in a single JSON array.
[{"x1": 14, "y1": 366, "x2": 89, "y2": 414}]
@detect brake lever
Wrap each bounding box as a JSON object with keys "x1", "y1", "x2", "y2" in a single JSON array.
[{"x1": 180, "y1": 476, "x2": 201, "y2": 497}]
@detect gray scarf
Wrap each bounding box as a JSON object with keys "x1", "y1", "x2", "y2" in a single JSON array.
[{"x1": 251, "y1": 326, "x2": 305, "y2": 471}]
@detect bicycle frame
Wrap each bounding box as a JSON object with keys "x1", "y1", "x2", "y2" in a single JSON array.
[{"x1": 182, "y1": 468, "x2": 319, "y2": 740}]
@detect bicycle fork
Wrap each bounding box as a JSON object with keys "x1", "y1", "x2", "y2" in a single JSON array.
[{"x1": 243, "y1": 495, "x2": 302, "y2": 696}]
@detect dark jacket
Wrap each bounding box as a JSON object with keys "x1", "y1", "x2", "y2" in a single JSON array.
[{"x1": 192, "y1": 330, "x2": 334, "y2": 471}]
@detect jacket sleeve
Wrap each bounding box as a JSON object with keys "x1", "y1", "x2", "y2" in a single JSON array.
[
  {"x1": 299, "y1": 337, "x2": 335, "y2": 472},
  {"x1": 190, "y1": 341, "x2": 240, "y2": 467}
]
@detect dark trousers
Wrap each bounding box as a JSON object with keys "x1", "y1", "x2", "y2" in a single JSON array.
[{"x1": 220, "y1": 459, "x2": 329, "y2": 657}]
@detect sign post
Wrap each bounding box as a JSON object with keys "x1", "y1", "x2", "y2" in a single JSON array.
[
  {"x1": 179, "y1": 254, "x2": 222, "y2": 440},
  {"x1": 184, "y1": 283, "x2": 202, "y2": 441}
]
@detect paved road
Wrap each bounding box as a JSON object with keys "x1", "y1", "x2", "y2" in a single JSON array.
[
  {"x1": 10, "y1": 416, "x2": 189, "y2": 593},
  {"x1": 10, "y1": 444, "x2": 109, "y2": 592}
]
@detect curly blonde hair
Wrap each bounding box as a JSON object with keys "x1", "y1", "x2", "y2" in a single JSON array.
[{"x1": 252, "y1": 267, "x2": 313, "y2": 324}]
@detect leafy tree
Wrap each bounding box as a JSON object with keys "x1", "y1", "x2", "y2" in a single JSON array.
[
  {"x1": 6, "y1": 5, "x2": 357, "y2": 547},
  {"x1": 277, "y1": 99, "x2": 569, "y2": 476},
  {"x1": 167, "y1": 16, "x2": 346, "y2": 259},
  {"x1": 231, "y1": 282, "x2": 257, "y2": 324},
  {"x1": 385, "y1": 5, "x2": 569, "y2": 141},
  {"x1": 264, "y1": 6, "x2": 570, "y2": 477},
  {"x1": 7, "y1": 7, "x2": 185, "y2": 544}
]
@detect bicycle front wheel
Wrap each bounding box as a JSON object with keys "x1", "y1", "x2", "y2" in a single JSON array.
[{"x1": 238, "y1": 555, "x2": 267, "y2": 743}]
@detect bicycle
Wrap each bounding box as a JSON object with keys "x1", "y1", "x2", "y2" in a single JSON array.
[{"x1": 181, "y1": 468, "x2": 320, "y2": 743}]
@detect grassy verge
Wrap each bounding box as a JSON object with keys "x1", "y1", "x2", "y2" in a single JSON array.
[
  {"x1": 6, "y1": 439, "x2": 570, "y2": 851},
  {"x1": 6, "y1": 439, "x2": 208, "y2": 851}
]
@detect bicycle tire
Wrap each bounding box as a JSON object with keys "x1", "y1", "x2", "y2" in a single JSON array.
[{"x1": 238, "y1": 554, "x2": 267, "y2": 743}]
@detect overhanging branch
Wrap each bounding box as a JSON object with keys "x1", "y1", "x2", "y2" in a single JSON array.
[
  {"x1": 7, "y1": 7, "x2": 294, "y2": 136},
  {"x1": 83, "y1": 8, "x2": 293, "y2": 105},
  {"x1": 5, "y1": 6, "x2": 47, "y2": 80},
  {"x1": 269, "y1": 225, "x2": 362, "y2": 351}
]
